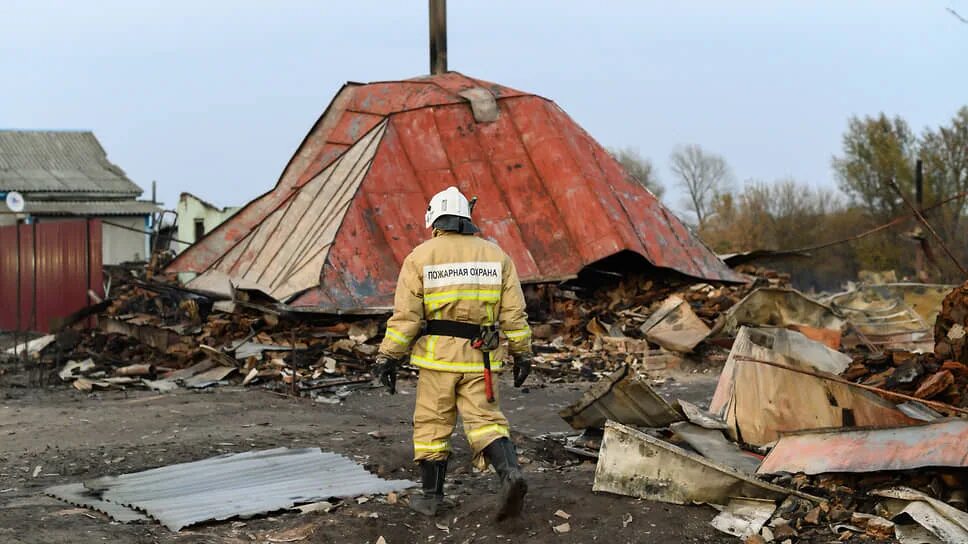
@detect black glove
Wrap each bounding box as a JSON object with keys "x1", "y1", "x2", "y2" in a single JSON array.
[
  {"x1": 373, "y1": 355, "x2": 398, "y2": 394},
  {"x1": 512, "y1": 353, "x2": 533, "y2": 388}
]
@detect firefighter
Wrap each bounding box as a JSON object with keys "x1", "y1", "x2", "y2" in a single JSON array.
[{"x1": 373, "y1": 186, "x2": 533, "y2": 520}]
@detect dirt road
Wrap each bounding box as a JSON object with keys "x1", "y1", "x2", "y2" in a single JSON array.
[{"x1": 0, "y1": 372, "x2": 732, "y2": 543}]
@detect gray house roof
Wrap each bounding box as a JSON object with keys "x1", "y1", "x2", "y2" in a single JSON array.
[
  {"x1": 0, "y1": 130, "x2": 143, "y2": 198},
  {"x1": 23, "y1": 200, "x2": 161, "y2": 216}
]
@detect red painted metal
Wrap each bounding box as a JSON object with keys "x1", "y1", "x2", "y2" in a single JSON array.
[
  {"x1": 757, "y1": 419, "x2": 968, "y2": 475},
  {"x1": 167, "y1": 74, "x2": 525, "y2": 274},
  {"x1": 166, "y1": 71, "x2": 742, "y2": 311},
  {"x1": 0, "y1": 219, "x2": 103, "y2": 333}
]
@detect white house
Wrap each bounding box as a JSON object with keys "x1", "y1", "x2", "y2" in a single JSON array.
[{"x1": 174, "y1": 192, "x2": 240, "y2": 254}]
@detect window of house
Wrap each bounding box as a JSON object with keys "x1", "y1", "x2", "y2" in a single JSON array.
[{"x1": 194, "y1": 218, "x2": 205, "y2": 242}]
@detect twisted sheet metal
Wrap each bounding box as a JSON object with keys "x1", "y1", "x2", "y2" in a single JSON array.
[
  {"x1": 77, "y1": 447, "x2": 414, "y2": 531},
  {"x1": 558, "y1": 365, "x2": 683, "y2": 430}
]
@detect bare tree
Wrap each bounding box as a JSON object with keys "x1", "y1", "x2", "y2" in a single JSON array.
[
  {"x1": 609, "y1": 147, "x2": 665, "y2": 198},
  {"x1": 669, "y1": 144, "x2": 732, "y2": 228}
]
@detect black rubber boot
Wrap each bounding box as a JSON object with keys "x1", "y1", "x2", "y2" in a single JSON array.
[
  {"x1": 483, "y1": 437, "x2": 528, "y2": 521},
  {"x1": 409, "y1": 460, "x2": 447, "y2": 516}
]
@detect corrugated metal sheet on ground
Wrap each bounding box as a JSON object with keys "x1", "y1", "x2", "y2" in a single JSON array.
[
  {"x1": 76, "y1": 447, "x2": 415, "y2": 531},
  {"x1": 169, "y1": 72, "x2": 741, "y2": 311},
  {"x1": 757, "y1": 419, "x2": 968, "y2": 475},
  {"x1": 0, "y1": 131, "x2": 142, "y2": 196},
  {"x1": 45, "y1": 483, "x2": 148, "y2": 523}
]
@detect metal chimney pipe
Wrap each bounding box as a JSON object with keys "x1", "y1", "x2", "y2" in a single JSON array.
[{"x1": 429, "y1": 0, "x2": 447, "y2": 75}]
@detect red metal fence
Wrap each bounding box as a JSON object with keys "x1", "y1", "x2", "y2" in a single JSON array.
[{"x1": 0, "y1": 219, "x2": 103, "y2": 333}]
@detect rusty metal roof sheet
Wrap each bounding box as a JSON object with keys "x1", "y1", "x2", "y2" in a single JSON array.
[
  {"x1": 757, "y1": 419, "x2": 968, "y2": 475},
  {"x1": 75, "y1": 447, "x2": 414, "y2": 531},
  {"x1": 168, "y1": 72, "x2": 742, "y2": 310},
  {"x1": 185, "y1": 121, "x2": 387, "y2": 300}
]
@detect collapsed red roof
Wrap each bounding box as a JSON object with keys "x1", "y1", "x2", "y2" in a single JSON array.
[{"x1": 167, "y1": 72, "x2": 742, "y2": 311}]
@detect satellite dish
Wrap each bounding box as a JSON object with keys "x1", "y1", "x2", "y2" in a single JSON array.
[{"x1": 5, "y1": 191, "x2": 25, "y2": 213}]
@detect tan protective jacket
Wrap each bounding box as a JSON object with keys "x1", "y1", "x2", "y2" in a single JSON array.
[{"x1": 378, "y1": 231, "x2": 532, "y2": 372}]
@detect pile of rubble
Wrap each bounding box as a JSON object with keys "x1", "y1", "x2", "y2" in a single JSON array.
[
  {"x1": 935, "y1": 281, "x2": 968, "y2": 366},
  {"x1": 526, "y1": 266, "x2": 791, "y2": 380},
  {"x1": 555, "y1": 279, "x2": 968, "y2": 543},
  {"x1": 4, "y1": 263, "x2": 789, "y2": 394},
  {"x1": 843, "y1": 350, "x2": 967, "y2": 408},
  {"x1": 3, "y1": 268, "x2": 385, "y2": 402}
]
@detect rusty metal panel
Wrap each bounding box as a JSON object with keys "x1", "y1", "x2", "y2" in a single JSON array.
[
  {"x1": 427, "y1": 72, "x2": 527, "y2": 100},
  {"x1": 757, "y1": 419, "x2": 968, "y2": 475},
  {"x1": 0, "y1": 219, "x2": 102, "y2": 332},
  {"x1": 358, "y1": 124, "x2": 433, "y2": 265},
  {"x1": 327, "y1": 111, "x2": 385, "y2": 146},
  {"x1": 299, "y1": 92, "x2": 740, "y2": 309},
  {"x1": 168, "y1": 73, "x2": 613, "y2": 278},
  {"x1": 168, "y1": 71, "x2": 740, "y2": 309},
  {"x1": 314, "y1": 178, "x2": 403, "y2": 311}
]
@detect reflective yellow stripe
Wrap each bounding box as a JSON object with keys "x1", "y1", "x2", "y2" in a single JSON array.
[
  {"x1": 505, "y1": 327, "x2": 531, "y2": 340},
  {"x1": 466, "y1": 423, "x2": 509, "y2": 441},
  {"x1": 413, "y1": 440, "x2": 451, "y2": 452},
  {"x1": 426, "y1": 334, "x2": 439, "y2": 361},
  {"x1": 425, "y1": 289, "x2": 501, "y2": 301},
  {"x1": 424, "y1": 289, "x2": 501, "y2": 310},
  {"x1": 385, "y1": 327, "x2": 411, "y2": 346},
  {"x1": 411, "y1": 355, "x2": 505, "y2": 373}
]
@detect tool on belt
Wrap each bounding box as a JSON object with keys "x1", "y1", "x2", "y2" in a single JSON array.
[{"x1": 424, "y1": 319, "x2": 500, "y2": 402}]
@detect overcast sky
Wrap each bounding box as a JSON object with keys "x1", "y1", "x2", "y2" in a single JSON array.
[{"x1": 2, "y1": 1, "x2": 965, "y2": 216}]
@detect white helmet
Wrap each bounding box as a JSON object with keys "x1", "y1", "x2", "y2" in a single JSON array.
[{"x1": 425, "y1": 186, "x2": 472, "y2": 228}]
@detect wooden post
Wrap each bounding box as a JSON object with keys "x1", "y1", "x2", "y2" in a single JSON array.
[
  {"x1": 914, "y1": 159, "x2": 927, "y2": 282},
  {"x1": 429, "y1": 0, "x2": 447, "y2": 75}
]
